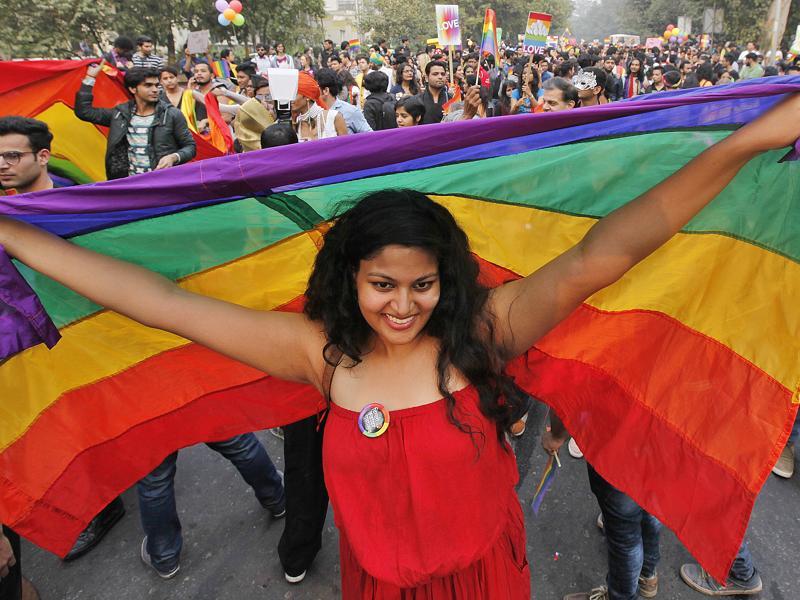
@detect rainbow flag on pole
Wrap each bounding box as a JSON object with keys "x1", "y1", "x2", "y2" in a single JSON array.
[
  {"x1": 1, "y1": 79, "x2": 800, "y2": 583},
  {"x1": 479, "y1": 8, "x2": 499, "y2": 58}
]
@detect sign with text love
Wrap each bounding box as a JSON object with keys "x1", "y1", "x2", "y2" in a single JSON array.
[
  {"x1": 435, "y1": 5, "x2": 461, "y2": 48},
  {"x1": 522, "y1": 11, "x2": 551, "y2": 54}
]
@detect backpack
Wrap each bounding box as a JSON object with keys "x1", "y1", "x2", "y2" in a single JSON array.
[{"x1": 378, "y1": 96, "x2": 397, "y2": 130}]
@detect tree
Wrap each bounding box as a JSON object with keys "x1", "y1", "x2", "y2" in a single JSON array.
[
  {"x1": 615, "y1": 0, "x2": 703, "y2": 38},
  {"x1": 187, "y1": 0, "x2": 326, "y2": 57},
  {"x1": 358, "y1": 0, "x2": 437, "y2": 46},
  {"x1": 0, "y1": 0, "x2": 112, "y2": 58},
  {"x1": 571, "y1": 0, "x2": 625, "y2": 40}
]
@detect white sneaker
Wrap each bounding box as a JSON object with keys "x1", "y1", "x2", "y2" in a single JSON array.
[
  {"x1": 596, "y1": 512, "x2": 604, "y2": 531},
  {"x1": 285, "y1": 570, "x2": 307, "y2": 584},
  {"x1": 772, "y1": 444, "x2": 795, "y2": 478},
  {"x1": 568, "y1": 438, "x2": 584, "y2": 459}
]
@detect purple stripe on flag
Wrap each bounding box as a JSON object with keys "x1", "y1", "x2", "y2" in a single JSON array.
[{"x1": 0, "y1": 246, "x2": 60, "y2": 359}]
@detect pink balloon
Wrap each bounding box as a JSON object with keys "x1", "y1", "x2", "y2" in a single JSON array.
[
  {"x1": 215, "y1": 0, "x2": 229, "y2": 11},
  {"x1": 229, "y1": 0, "x2": 243, "y2": 12}
]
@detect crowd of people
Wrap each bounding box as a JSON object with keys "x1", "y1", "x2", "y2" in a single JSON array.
[
  {"x1": 79, "y1": 33, "x2": 800, "y2": 159},
  {"x1": 1, "y1": 29, "x2": 799, "y2": 600}
]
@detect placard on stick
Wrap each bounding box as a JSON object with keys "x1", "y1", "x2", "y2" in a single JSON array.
[
  {"x1": 522, "y1": 12, "x2": 551, "y2": 54},
  {"x1": 435, "y1": 5, "x2": 461, "y2": 48}
]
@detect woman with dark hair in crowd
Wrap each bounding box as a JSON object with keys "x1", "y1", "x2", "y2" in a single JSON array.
[
  {"x1": 394, "y1": 95, "x2": 426, "y2": 126},
  {"x1": 453, "y1": 63, "x2": 467, "y2": 95},
  {"x1": 697, "y1": 62, "x2": 716, "y2": 87},
  {"x1": 510, "y1": 64, "x2": 540, "y2": 114},
  {"x1": 497, "y1": 79, "x2": 515, "y2": 116},
  {"x1": 271, "y1": 43, "x2": 294, "y2": 69},
  {"x1": 390, "y1": 62, "x2": 420, "y2": 98},
  {"x1": 620, "y1": 57, "x2": 646, "y2": 98}
]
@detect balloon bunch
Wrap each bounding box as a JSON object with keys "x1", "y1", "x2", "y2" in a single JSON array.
[
  {"x1": 662, "y1": 24, "x2": 686, "y2": 45},
  {"x1": 215, "y1": 0, "x2": 245, "y2": 27}
]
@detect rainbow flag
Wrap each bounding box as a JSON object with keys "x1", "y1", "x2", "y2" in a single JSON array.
[
  {"x1": 1, "y1": 79, "x2": 800, "y2": 583},
  {"x1": 349, "y1": 39, "x2": 361, "y2": 53},
  {"x1": 479, "y1": 8, "x2": 499, "y2": 58},
  {"x1": 0, "y1": 60, "x2": 223, "y2": 186},
  {"x1": 211, "y1": 59, "x2": 237, "y2": 79}
]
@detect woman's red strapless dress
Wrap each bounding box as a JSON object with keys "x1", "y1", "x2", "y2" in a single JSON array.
[{"x1": 323, "y1": 386, "x2": 530, "y2": 599}]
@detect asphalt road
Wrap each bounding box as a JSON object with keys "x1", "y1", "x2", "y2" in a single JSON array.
[{"x1": 23, "y1": 401, "x2": 800, "y2": 599}]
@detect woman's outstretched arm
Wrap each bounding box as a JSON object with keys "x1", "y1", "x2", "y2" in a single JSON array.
[
  {"x1": 491, "y1": 93, "x2": 800, "y2": 358},
  {"x1": 0, "y1": 218, "x2": 327, "y2": 386}
]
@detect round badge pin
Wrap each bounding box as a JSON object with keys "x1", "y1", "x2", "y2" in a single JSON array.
[{"x1": 358, "y1": 403, "x2": 390, "y2": 438}]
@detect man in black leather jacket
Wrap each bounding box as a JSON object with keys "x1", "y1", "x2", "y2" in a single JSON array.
[{"x1": 75, "y1": 65, "x2": 195, "y2": 180}]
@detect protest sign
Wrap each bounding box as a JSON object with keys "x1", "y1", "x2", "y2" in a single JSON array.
[
  {"x1": 522, "y1": 12, "x2": 551, "y2": 54},
  {"x1": 645, "y1": 37, "x2": 663, "y2": 49},
  {"x1": 187, "y1": 30, "x2": 210, "y2": 55},
  {"x1": 435, "y1": 5, "x2": 461, "y2": 48}
]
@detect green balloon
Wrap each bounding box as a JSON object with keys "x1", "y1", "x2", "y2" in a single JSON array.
[{"x1": 233, "y1": 13, "x2": 245, "y2": 26}]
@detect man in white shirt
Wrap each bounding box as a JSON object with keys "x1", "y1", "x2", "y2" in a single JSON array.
[{"x1": 254, "y1": 44, "x2": 271, "y2": 75}]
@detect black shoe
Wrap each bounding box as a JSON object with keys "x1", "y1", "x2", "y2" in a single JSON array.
[{"x1": 63, "y1": 497, "x2": 125, "y2": 561}]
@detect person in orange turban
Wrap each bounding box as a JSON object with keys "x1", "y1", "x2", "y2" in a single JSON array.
[{"x1": 291, "y1": 71, "x2": 348, "y2": 140}]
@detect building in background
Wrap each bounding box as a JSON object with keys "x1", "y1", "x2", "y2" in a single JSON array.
[{"x1": 322, "y1": 0, "x2": 363, "y2": 45}]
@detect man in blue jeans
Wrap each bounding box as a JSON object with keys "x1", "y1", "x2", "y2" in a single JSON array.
[
  {"x1": 138, "y1": 432, "x2": 285, "y2": 578},
  {"x1": 545, "y1": 414, "x2": 660, "y2": 600},
  {"x1": 562, "y1": 464, "x2": 661, "y2": 600}
]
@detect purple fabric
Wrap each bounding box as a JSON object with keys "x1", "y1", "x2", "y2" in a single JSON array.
[
  {"x1": 780, "y1": 138, "x2": 800, "y2": 162},
  {"x1": 0, "y1": 246, "x2": 60, "y2": 358},
  {"x1": 2, "y1": 78, "x2": 799, "y2": 217}
]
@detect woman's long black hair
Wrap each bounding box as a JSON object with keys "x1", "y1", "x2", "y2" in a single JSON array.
[{"x1": 304, "y1": 190, "x2": 527, "y2": 442}]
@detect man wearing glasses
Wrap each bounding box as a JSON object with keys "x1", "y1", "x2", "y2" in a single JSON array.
[
  {"x1": 0, "y1": 116, "x2": 51, "y2": 597},
  {"x1": 0, "y1": 117, "x2": 54, "y2": 195}
]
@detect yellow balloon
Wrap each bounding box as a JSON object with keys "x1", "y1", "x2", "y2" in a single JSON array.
[
  {"x1": 672, "y1": 27, "x2": 680, "y2": 36},
  {"x1": 223, "y1": 7, "x2": 236, "y2": 20}
]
